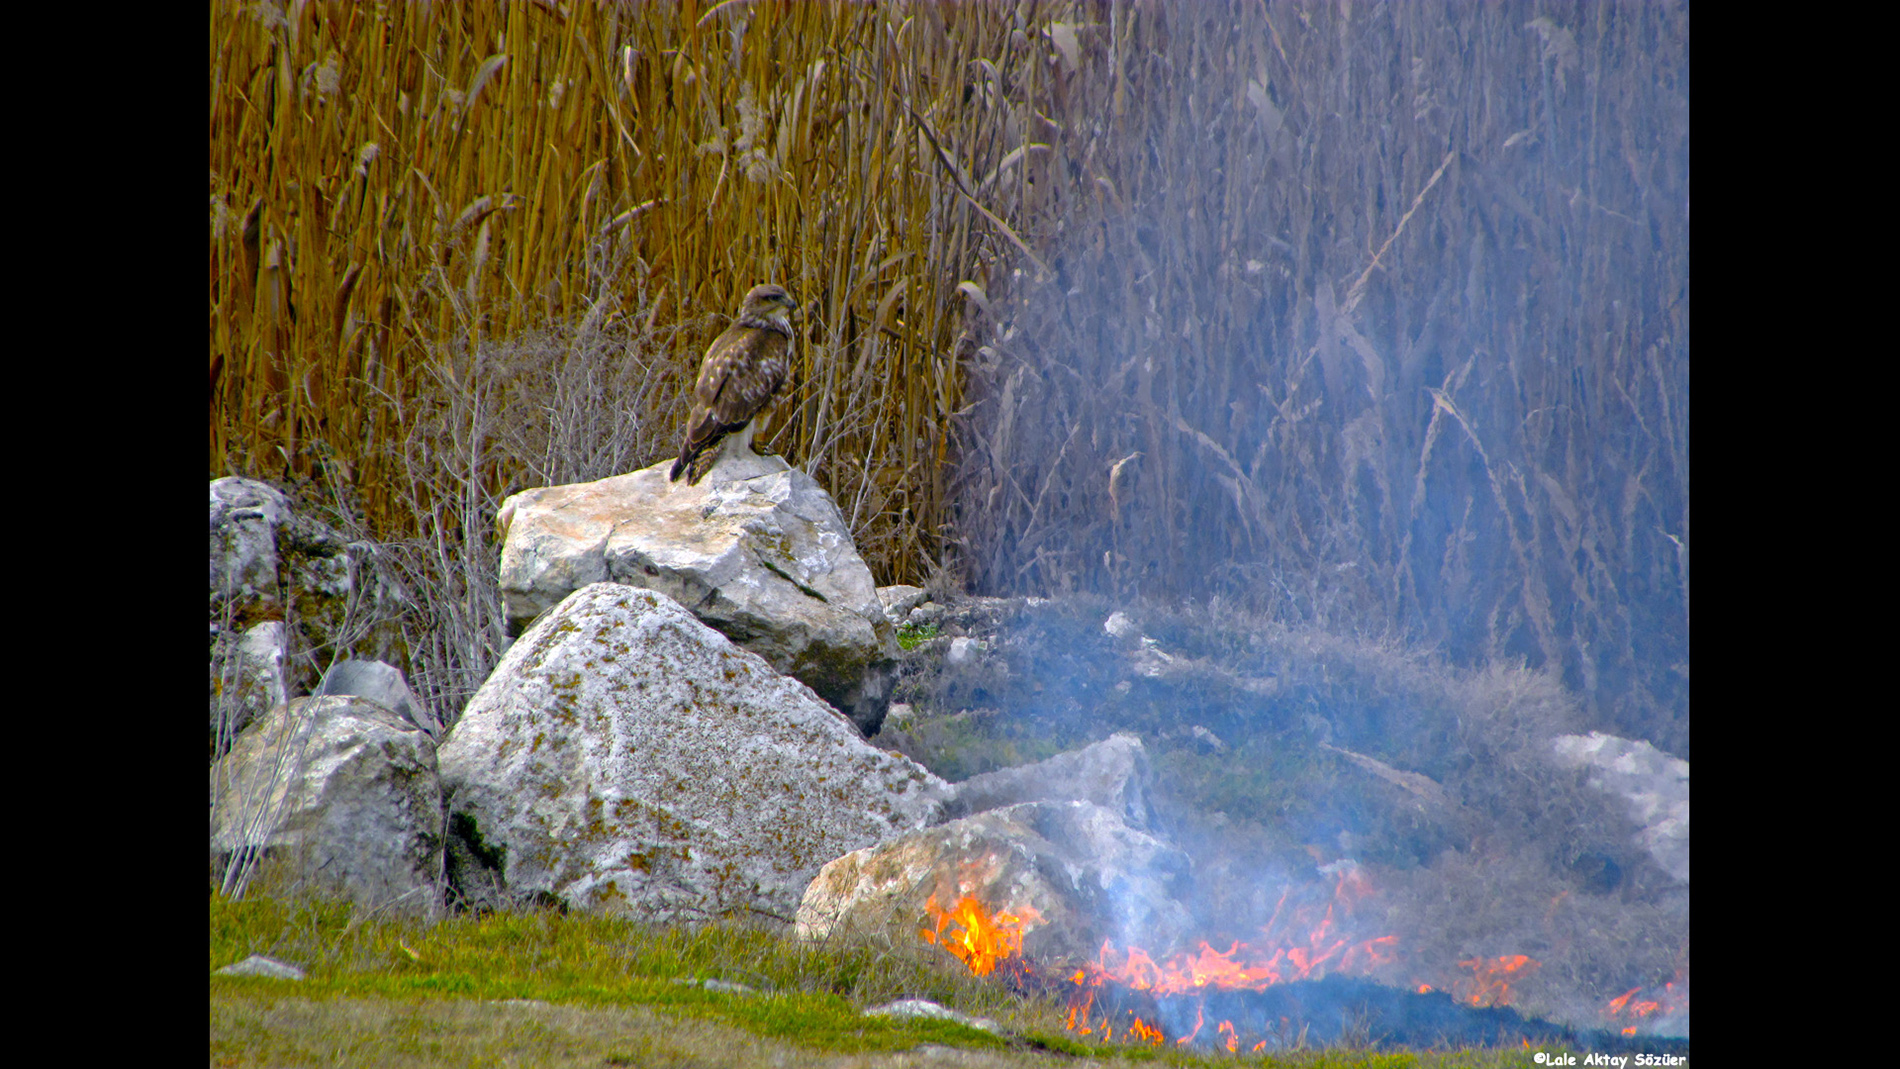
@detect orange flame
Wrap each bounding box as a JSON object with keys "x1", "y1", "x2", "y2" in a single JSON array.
[
  {"x1": 919, "y1": 894, "x2": 1042, "y2": 977},
  {"x1": 1604, "y1": 977, "x2": 1685, "y2": 1035},
  {"x1": 1453, "y1": 955, "x2": 1539, "y2": 1007},
  {"x1": 1078, "y1": 871, "x2": 1398, "y2": 998},
  {"x1": 1175, "y1": 1002, "x2": 1205, "y2": 1046},
  {"x1": 916, "y1": 873, "x2": 1570, "y2": 1053},
  {"x1": 1039, "y1": 868, "x2": 1413, "y2": 1051}
]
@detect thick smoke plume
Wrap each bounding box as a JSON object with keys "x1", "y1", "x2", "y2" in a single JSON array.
[{"x1": 950, "y1": 2, "x2": 1689, "y2": 756}]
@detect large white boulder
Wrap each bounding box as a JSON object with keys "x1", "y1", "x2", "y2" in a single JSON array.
[
  {"x1": 437, "y1": 583, "x2": 948, "y2": 923},
  {"x1": 496, "y1": 456, "x2": 898, "y2": 734}
]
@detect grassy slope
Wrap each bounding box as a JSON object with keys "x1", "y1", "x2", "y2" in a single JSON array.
[{"x1": 209, "y1": 892, "x2": 1540, "y2": 1068}]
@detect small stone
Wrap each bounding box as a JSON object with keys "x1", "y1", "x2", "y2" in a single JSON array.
[
  {"x1": 944, "y1": 732, "x2": 1158, "y2": 829},
  {"x1": 316, "y1": 659, "x2": 435, "y2": 736},
  {"x1": 215, "y1": 954, "x2": 305, "y2": 981},
  {"x1": 672, "y1": 977, "x2": 759, "y2": 995},
  {"x1": 877, "y1": 584, "x2": 929, "y2": 622},
  {"x1": 863, "y1": 998, "x2": 998, "y2": 1034},
  {"x1": 1190, "y1": 724, "x2": 1228, "y2": 753}
]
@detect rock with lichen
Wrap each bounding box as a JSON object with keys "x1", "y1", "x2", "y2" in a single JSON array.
[
  {"x1": 208, "y1": 477, "x2": 410, "y2": 737},
  {"x1": 437, "y1": 583, "x2": 949, "y2": 923},
  {"x1": 495, "y1": 455, "x2": 898, "y2": 735},
  {"x1": 209, "y1": 620, "x2": 289, "y2": 754},
  {"x1": 210, "y1": 694, "x2": 445, "y2": 916}
]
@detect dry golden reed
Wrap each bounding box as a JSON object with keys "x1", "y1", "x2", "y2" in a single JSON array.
[
  {"x1": 211, "y1": 0, "x2": 1050, "y2": 582},
  {"x1": 211, "y1": 2, "x2": 1688, "y2": 750}
]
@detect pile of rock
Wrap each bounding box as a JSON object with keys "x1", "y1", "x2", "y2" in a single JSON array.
[
  {"x1": 209, "y1": 477, "x2": 411, "y2": 751},
  {"x1": 494, "y1": 453, "x2": 898, "y2": 735},
  {"x1": 209, "y1": 458, "x2": 1204, "y2": 948},
  {"x1": 208, "y1": 453, "x2": 1688, "y2": 986}
]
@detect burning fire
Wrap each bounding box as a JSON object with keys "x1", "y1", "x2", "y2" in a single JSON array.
[
  {"x1": 1063, "y1": 989, "x2": 1167, "y2": 1046},
  {"x1": 920, "y1": 868, "x2": 1410, "y2": 1050},
  {"x1": 1605, "y1": 976, "x2": 1687, "y2": 1035},
  {"x1": 917, "y1": 867, "x2": 1578, "y2": 1051},
  {"x1": 1454, "y1": 954, "x2": 1540, "y2": 1008},
  {"x1": 919, "y1": 894, "x2": 1042, "y2": 978},
  {"x1": 1077, "y1": 867, "x2": 1397, "y2": 997},
  {"x1": 1217, "y1": 1018, "x2": 1238, "y2": 1052},
  {"x1": 1084, "y1": 930, "x2": 1399, "y2": 996},
  {"x1": 1069, "y1": 868, "x2": 1406, "y2": 1049}
]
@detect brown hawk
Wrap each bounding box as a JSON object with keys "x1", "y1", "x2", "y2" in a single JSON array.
[{"x1": 669, "y1": 284, "x2": 798, "y2": 484}]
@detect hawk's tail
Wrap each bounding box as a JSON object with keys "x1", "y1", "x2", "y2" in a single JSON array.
[
  {"x1": 686, "y1": 448, "x2": 719, "y2": 485},
  {"x1": 670, "y1": 429, "x2": 728, "y2": 485}
]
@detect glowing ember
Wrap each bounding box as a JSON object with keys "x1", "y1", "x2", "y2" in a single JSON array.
[
  {"x1": 1605, "y1": 977, "x2": 1686, "y2": 1035},
  {"x1": 1454, "y1": 955, "x2": 1539, "y2": 1007},
  {"x1": 919, "y1": 894, "x2": 1042, "y2": 977}
]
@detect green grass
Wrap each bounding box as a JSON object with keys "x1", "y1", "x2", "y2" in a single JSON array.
[
  {"x1": 897, "y1": 621, "x2": 941, "y2": 652},
  {"x1": 210, "y1": 891, "x2": 1557, "y2": 1067},
  {"x1": 211, "y1": 891, "x2": 1019, "y2": 1054}
]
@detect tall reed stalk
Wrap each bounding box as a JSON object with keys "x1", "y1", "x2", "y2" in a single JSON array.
[
  {"x1": 211, "y1": 2, "x2": 1688, "y2": 751},
  {"x1": 948, "y1": 2, "x2": 1689, "y2": 751}
]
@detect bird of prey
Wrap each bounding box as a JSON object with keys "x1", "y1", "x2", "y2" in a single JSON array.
[{"x1": 669, "y1": 284, "x2": 798, "y2": 484}]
